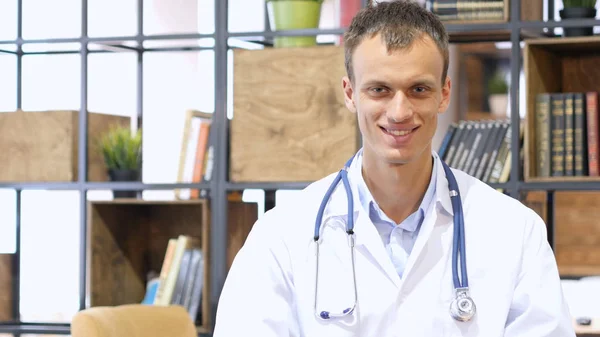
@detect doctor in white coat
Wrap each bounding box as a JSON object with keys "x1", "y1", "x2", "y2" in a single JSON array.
[{"x1": 213, "y1": 1, "x2": 576, "y2": 336}]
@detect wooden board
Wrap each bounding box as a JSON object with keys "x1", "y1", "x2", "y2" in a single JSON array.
[
  {"x1": 226, "y1": 200, "x2": 258, "y2": 270},
  {"x1": 0, "y1": 254, "x2": 12, "y2": 321},
  {"x1": 0, "y1": 110, "x2": 130, "y2": 182},
  {"x1": 523, "y1": 191, "x2": 600, "y2": 276},
  {"x1": 230, "y1": 45, "x2": 360, "y2": 182}
]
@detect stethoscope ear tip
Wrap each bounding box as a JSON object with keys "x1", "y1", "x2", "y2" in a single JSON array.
[{"x1": 320, "y1": 311, "x2": 330, "y2": 319}]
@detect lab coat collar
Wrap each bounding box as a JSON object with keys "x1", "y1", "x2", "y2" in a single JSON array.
[
  {"x1": 317, "y1": 148, "x2": 455, "y2": 289},
  {"x1": 322, "y1": 149, "x2": 454, "y2": 218},
  {"x1": 433, "y1": 151, "x2": 454, "y2": 216}
]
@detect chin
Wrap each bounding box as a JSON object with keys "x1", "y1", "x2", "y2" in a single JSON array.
[{"x1": 379, "y1": 149, "x2": 414, "y2": 165}]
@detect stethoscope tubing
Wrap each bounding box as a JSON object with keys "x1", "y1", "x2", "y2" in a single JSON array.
[{"x1": 313, "y1": 154, "x2": 474, "y2": 322}]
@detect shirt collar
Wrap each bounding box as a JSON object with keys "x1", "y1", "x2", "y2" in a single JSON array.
[{"x1": 347, "y1": 148, "x2": 452, "y2": 223}]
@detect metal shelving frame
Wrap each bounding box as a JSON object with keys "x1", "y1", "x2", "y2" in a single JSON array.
[{"x1": 1, "y1": 0, "x2": 600, "y2": 335}]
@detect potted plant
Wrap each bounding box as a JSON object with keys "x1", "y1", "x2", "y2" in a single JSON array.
[
  {"x1": 560, "y1": 0, "x2": 597, "y2": 37},
  {"x1": 266, "y1": 0, "x2": 324, "y2": 48},
  {"x1": 487, "y1": 72, "x2": 509, "y2": 118},
  {"x1": 98, "y1": 125, "x2": 142, "y2": 198}
]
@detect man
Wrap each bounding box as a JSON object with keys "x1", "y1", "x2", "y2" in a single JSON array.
[{"x1": 213, "y1": 1, "x2": 575, "y2": 336}]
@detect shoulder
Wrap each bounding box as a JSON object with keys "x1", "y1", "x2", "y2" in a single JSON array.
[{"x1": 246, "y1": 171, "x2": 339, "y2": 240}]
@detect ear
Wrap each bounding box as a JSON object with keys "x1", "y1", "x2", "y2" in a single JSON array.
[
  {"x1": 342, "y1": 76, "x2": 357, "y2": 113},
  {"x1": 438, "y1": 76, "x2": 452, "y2": 113}
]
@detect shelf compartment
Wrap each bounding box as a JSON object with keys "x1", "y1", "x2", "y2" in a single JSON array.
[
  {"x1": 230, "y1": 45, "x2": 361, "y2": 183},
  {"x1": 0, "y1": 110, "x2": 130, "y2": 183},
  {"x1": 86, "y1": 198, "x2": 258, "y2": 334},
  {"x1": 523, "y1": 190, "x2": 600, "y2": 277},
  {"x1": 523, "y1": 36, "x2": 600, "y2": 182}
]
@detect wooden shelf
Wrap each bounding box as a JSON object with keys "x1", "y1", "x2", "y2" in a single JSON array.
[
  {"x1": 86, "y1": 198, "x2": 258, "y2": 334},
  {"x1": 523, "y1": 191, "x2": 600, "y2": 276},
  {"x1": 524, "y1": 36, "x2": 600, "y2": 182}
]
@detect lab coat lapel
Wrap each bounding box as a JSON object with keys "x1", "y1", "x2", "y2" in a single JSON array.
[
  {"x1": 400, "y1": 154, "x2": 454, "y2": 285},
  {"x1": 322, "y1": 167, "x2": 402, "y2": 290},
  {"x1": 353, "y1": 210, "x2": 402, "y2": 289}
]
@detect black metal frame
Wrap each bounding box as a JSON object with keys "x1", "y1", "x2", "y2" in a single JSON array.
[{"x1": 1, "y1": 0, "x2": 600, "y2": 335}]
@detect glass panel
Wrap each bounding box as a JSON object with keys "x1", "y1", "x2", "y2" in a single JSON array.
[
  {"x1": 22, "y1": 42, "x2": 81, "y2": 54},
  {"x1": 0, "y1": 53, "x2": 17, "y2": 112},
  {"x1": 21, "y1": 54, "x2": 80, "y2": 111},
  {"x1": 22, "y1": 0, "x2": 81, "y2": 40},
  {"x1": 143, "y1": 0, "x2": 214, "y2": 35},
  {"x1": 142, "y1": 50, "x2": 214, "y2": 185},
  {"x1": 19, "y1": 190, "x2": 80, "y2": 323},
  {"x1": 142, "y1": 38, "x2": 214, "y2": 50},
  {"x1": 88, "y1": 51, "x2": 137, "y2": 117},
  {"x1": 228, "y1": 0, "x2": 265, "y2": 33},
  {"x1": 230, "y1": 0, "x2": 346, "y2": 45},
  {"x1": 0, "y1": 1, "x2": 17, "y2": 41},
  {"x1": 88, "y1": 0, "x2": 137, "y2": 38},
  {"x1": 0, "y1": 189, "x2": 16, "y2": 254}
]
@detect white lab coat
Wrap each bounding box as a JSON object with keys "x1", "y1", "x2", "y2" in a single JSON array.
[{"x1": 213, "y1": 151, "x2": 575, "y2": 337}]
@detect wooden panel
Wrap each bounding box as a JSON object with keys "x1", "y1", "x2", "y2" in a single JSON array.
[
  {"x1": 0, "y1": 254, "x2": 12, "y2": 321},
  {"x1": 230, "y1": 45, "x2": 360, "y2": 182},
  {"x1": 226, "y1": 201, "x2": 258, "y2": 270},
  {"x1": 523, "y1": 191, "x2": 600, "y2": 276},
  {"x1": 562, "y1": 55, "x2": 600, "y2": 93},
  {"x1": 0, "y1": 110, "x2": 129, "y2": 182}
]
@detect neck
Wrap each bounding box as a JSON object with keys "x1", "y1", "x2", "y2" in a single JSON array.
[{"x1": 361, "y1": 148, "x2": 433, "y2": 224}]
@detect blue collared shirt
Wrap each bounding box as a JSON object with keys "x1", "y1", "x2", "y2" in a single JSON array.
[{"x1": 350, "y1": 150, "x2": 437, "y2": 279}]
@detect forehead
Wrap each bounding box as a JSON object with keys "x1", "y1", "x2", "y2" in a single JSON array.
[{"x1": 351, "y1": 33, "x2": 444, "y2": 84}]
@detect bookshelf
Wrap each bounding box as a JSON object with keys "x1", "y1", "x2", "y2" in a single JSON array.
[{"x1": 1, "y1": 0, "x2": 600, "y2": 336}]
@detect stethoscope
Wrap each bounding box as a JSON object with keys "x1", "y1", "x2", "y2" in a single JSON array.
[{"x1": 313, "y1": 154, "x2": 476, "y2": 322}]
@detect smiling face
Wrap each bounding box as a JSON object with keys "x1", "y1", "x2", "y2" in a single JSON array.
[{"x1": 342, "y1": 32, "x2": 451, "y2": 166}]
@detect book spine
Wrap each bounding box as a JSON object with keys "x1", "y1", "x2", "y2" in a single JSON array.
[
  {"x1": 573, "y1": 93, "x2": 587, "y2": 176},
  {"x1": 587, "y1": 92, "x2": 599, "y2": 176},
  {"x1": 551, "y1": 93, "x2": 565, "y2": 177},
  {"x1": 563, "y1": 93, "x2": 575, "y2": 176},
  {"x1": 535, "y1": 93, "x2": 551, "y2": 177}
]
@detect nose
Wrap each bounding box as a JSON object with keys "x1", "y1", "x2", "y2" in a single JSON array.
[{"x1": 387, "y1": 91, "x2": 413, "y2": 123}]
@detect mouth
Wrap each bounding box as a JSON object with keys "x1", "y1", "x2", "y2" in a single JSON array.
[{"x1": 380, "y1": 126, "x2": 419, "y2": 136}]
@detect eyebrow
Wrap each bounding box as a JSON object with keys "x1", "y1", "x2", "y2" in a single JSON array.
[{"x1": 361, "y1": 77, "x2": 437, "y2": 88}]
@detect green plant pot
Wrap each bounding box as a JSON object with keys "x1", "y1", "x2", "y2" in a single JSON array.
[{"x1": 267, "y1": 0, "x2": 323, "y2": 48}]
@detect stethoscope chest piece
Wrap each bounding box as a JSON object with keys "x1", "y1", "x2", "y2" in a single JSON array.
[{"x1": 449, "y1": 288, "x2": 476, "y2": 322}]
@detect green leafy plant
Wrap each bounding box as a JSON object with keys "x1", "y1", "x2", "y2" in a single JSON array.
[
  {"x1": 488, "y1": 72, "x2": 508, "y2": 95},
  {"x1": 563, "y1": 0, "x2": 597, "y2": 8},
  {"x1": 98, "y1": 125, "x2": 142, "y2": 171}
]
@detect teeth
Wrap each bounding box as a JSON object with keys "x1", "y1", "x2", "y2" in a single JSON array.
[{"x1": 387, "y1": 129, "x2": 413, "y2": 136}]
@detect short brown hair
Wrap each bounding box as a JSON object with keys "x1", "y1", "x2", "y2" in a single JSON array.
[{"x1": 343, "y1": 0, "x2": 449, "y2": 84}]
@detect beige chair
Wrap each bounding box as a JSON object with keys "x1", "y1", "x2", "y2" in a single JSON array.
[{"x1": 71, "y1": 304, "x2": 197, "y2": 337}]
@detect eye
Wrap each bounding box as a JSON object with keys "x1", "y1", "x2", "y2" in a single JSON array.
[
  {"x1": 371, "y1": 87, "x2": 386, "y2": 93},
  {"x1": 414, "y1": 86, "x2": 428, "y2": 93}
]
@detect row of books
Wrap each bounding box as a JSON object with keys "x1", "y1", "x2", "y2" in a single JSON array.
[
  {"x1": 426, "y1": 0, "x2": 505, "y2": 21},
  {"x1": 177, "y1": 110, "x2": 214, "y2": 200},
  {"x1": 534, "y1": 92, "x2": 599, "y2": 178},
  {"x1": 438, "y1": 119, "x2": 519, "y2": 184},
  {"x1": 142, "y1": 235, "x2": 205, "y2": 322}
]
